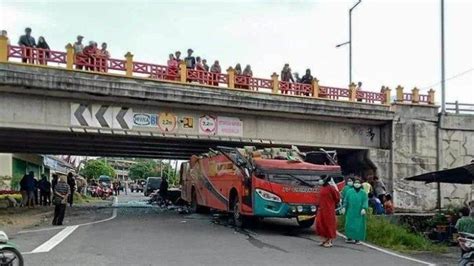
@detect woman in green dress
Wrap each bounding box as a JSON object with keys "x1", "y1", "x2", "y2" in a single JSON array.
[{"x1": 343, "y1": 179, "x2": 368, "y2": 244}]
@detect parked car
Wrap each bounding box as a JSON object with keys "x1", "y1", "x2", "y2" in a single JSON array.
[
  {"x1": 130, "y1": 180, "x2": 144, "y2": 193},
  {"x1": 144, "y1": 177, "x2": 162, "y2": 197},
  {"x1": 98, "y1": 175, "x2": 112, "y2": 189}
]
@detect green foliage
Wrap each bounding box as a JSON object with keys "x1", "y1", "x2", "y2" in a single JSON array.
[
  {"x1": 79, "y1": 159, "x2": 115, "y2": 181},
  {"x1": 129, "y1": 160, "x2": 178, "y2": 185},
  {"x1": 338, "y1": 215, "x2": 447, "y2": 253}
]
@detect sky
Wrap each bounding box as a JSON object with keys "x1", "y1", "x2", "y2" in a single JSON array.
[{"x1": 0, "y1": 0, "x2": 473, "y2": 104}]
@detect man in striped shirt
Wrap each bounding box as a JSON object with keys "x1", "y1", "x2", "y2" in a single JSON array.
[{"x1": 52, "y1": 175, "x2": 70, "y2": 226}]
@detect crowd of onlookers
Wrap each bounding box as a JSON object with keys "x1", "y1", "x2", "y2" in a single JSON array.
[
  {"x1": 19, "y1": 171, "x2": 81, "y2": 226},
  {"x1": 4, "y1": 27, "x2": 366, "y2": 94},
  {"x1": 342, "y1": 174, "x2": 394, "y2": 215}
]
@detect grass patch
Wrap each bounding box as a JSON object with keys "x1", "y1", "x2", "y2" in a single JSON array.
[
  {"x1": 73, "y1": 192, "x2": 100, "y2": 204},
  {"x1": 338, "y1": 215, "x2": 447, "y2": 253}
]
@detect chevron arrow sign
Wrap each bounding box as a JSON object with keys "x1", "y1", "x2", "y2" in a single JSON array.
[
  {"x1": 112, "y1": 107, "x2": 133, "y2": 129},
  {"x1": 92, "y1": 104, "x2": 113, "y2": 128},
  {"x1": 71, "y1": 103, "x2": 92, "y2": 126}
]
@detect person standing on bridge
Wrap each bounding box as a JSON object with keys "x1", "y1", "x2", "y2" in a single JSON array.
[
  {"x1": 280, "y1": 64, "x2": 294, "y2": 94},
  {"x1": 184, "y1": 48, "x2": 196, "y2": 69},
  {"x1": 342, "y1": 179, "x2": 368, "y2": 244},
  {"x1": 242, "y1": 65, "x2": 253, "y2": 90},
  {"x1": 37, "y1": 36, "x2": 50, "y2": 65},
  {"x1": 202, "y1": 59, "x2": 209, "y2": 72},
  {"x1": 210, "y1": 60, "x2": 221, "y2": 86},
  {"x1": 73, "y1": 35, "x2": 84, "y2": 69},
  {"x1": 18, "y1": 27, "x2": 36, "y2": 63},
  {"x1": 174, "y1": 51, "x2": 182, "y2": 64},
  {"x1": 315, "y1": 175, "x2": 340, "y2": 248},
  {"x1": 52, "y1": 175, "x2": 70, "y2": 226}
]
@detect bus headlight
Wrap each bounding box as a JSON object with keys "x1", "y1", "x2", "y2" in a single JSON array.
[
  {"x1": 256, "y1": 189, "x2": 282, "y2": 203},
  {"x1": 311, "y1": 205, "x2": 317, "y2": 212},
  {"x1": 297, "y1": 206, "x2": 303, "y2": 212}
]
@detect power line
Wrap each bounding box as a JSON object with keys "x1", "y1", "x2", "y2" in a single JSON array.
[{"x1": 422, "y1": 67, "x2": 474, "y2": 90}]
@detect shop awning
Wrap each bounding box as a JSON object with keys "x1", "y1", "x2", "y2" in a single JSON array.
[{"x1": 405, "y1": 163, "x2": 474, "y2": 184}]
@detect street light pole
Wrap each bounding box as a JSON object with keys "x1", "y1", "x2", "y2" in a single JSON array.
[
  {"x1": 336, "y1": 0, "x2": 362, "y2": 85},
  {"x1": 440, "y1": 0, "x2": 446, "y2": 113}
]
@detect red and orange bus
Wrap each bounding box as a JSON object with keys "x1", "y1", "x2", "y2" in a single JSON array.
[{"x1": 180, "y1": 147, "x2": 343, "y2": 227}]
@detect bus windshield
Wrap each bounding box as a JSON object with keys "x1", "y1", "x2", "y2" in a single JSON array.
[{"x1": 259, "y1": 170, "x2": 343, "y2": 187}]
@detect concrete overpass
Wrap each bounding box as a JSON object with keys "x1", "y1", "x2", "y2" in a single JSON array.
[{"x1": 0, "y1": 39, "x2": 473, "y2": 211}]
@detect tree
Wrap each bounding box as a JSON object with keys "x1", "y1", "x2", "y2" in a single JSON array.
[
  {"x1": 129, "y1": 160, "x2": 178, "y2": 185},
  {"x1": 79, "y1": 159, "x2": 115, "y2": 180}
]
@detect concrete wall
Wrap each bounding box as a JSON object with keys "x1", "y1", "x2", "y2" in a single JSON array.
[
  {"x1": 0, "y1": 153, "x2": 13, "y2": 176},
  {"x1": 391, "y1": 104, "x2": 474, "y2": 211}
]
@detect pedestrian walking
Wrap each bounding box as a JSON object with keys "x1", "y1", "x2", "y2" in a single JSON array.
[
  {"x1": 36, "y1": 36, "x2": 50, "y2": 65},
  {"x1": 67, "y1": 172, "x2": 76, "y2": 207},
  {"x1": 52, "y1": 175, "x2": 70, "y2": 226},
  {"x1": 315, "y1": 176, "x2": 340, "y2": 248},
  {"x1": 342, "y1": 179, "x2": 368, "y2": 244},
  {"x1": 38, "y1": 174, "x2": 52, "y2": 206},
  {"x1": 18, "y1": 27, "x2": 36, "y2": 63}
]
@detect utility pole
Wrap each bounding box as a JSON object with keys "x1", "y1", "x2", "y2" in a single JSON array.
[
  {"x1": 336, "y1": 0, "x2": 362, "y2": 84},
  {"x1": 440, "y1": 0, "x2": 446, "y2": 113}
]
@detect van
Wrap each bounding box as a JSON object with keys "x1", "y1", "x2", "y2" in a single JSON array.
[{"x1": 144, "y1": 177, "x2": 162, "y2": 196}]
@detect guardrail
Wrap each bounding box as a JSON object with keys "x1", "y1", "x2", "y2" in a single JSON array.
[
  {"x1": 0, "y1": 36, "x2": 435, "y2": 106},
  {"x1": 446, "y1": 102, "x2": 474, "y2": 114}
]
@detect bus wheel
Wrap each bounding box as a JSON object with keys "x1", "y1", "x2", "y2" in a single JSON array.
[
  {"x1": 296, "y1": 216, "x2": 315, "y2": 228},
  {"x1": 190, "y1": 189, "x2": 207, "y2": 214},
  {"x1": 231, "y1": 197, "x2": 246, "y2": 228}
]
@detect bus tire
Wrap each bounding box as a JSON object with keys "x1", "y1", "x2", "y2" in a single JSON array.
[
  {"x1": 296, "y1": 216, "x2": 315, "y2": 228},
  {"x1": 190, "y1": 188, "x2": 208, "y2": 214},
  {"x1": 230, "y1": 195, "x2": 248, "y2": 228}
]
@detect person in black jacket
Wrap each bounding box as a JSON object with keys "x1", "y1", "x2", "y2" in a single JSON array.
[
  {"x1": 18, "y1": 27, "x2": 36, "y2": 63},
  {"x1": 38, "y1": 174, "x2": 52, "y2": 206},
  {"x1": 159, "y1": 176, "x2": 169, "y2": 206},
  {"x1": 37, "y1": 36, "x2": 50, "y2": 65},
  {"x1": 67, "y1": 172, "x2": 76, "y2": 207}
]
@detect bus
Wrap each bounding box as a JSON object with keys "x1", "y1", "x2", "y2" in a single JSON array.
[{"x1": 180, "y1": 146, "x2": 343, "y2": 227}]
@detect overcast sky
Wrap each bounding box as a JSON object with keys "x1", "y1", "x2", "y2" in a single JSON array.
[{"x1": 1, "y1": 0, "x2": 473, "y2": 104}]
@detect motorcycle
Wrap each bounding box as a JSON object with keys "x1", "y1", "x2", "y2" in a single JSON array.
[
  {"x1": 0, "y1": 231, "x2": 23, "y2": 266},
  {"x1": 458, "y1": 232, "x2": 474, "y2": 266},
  {"x1": 96, "y1": 185, "x2": 113, "y2": 200}
]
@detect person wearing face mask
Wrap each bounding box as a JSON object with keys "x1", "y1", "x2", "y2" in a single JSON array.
[
  {"x1": 341, "y1": 177, "x2": 354, "y2": 204},
  {"x1": 315, "y1": 175, "x2": 340, "y2": 248},
  {"x1": 342, "y1": 179, "x2": 368, "y2": 244}
]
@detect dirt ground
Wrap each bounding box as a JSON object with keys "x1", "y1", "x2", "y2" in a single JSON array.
[{"x1": 0, "y1": 206, "x2": 54, "y2": 233}]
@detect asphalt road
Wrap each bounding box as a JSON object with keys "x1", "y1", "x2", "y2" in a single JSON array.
[{"x1": 12, "y1": 193, "x2": 435, "y2": 266}]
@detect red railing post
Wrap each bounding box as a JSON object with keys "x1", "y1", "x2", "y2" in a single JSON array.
[
  {"x1": 227, "y1": 67, "x2": 235, "y2": 89},
  {"x1": 65, "y1": 43, "x2": 74, "y2": 70},
  {"x1": 349, "y1": 82, "x2": 357, "y2": 101},
  {"x1": 271, "y1": 73, "x2": 279, "y2": 94},
  {"x1": 311, "y1": 79, "x2": 320, "y2": 98},
  {"x1": 411, "y1": 87, "x2": 420, "y2": 104},
  {"x1": 396, "y1": 85, "x2": 404, "y2": 102},
  {"x1": 125, "y1": 52, "x2": 134, "y2": 77},
  {"x1": 0, "y1": 36, "x2": 8, "y2": 63},
  {"x1": 428, "y1": 89, "x2": 436, "y2": 105}
]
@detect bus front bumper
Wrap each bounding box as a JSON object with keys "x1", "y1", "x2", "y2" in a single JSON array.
[{"x1": 253, "y1": 191, "x2": 317, "y2": 217}]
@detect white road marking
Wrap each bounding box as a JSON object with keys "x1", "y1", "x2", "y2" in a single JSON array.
[
  {"x1": 336, "y1": 232, "x2": 434, "y2": 266},
  {"x1": 22, "y1": 197, "x2": 119, "y2": 255},
  {"x1": 31, "y1": 225, "x2": 79, "y2": 253},
  {"x1": 19, "y1": 197, "x2": 119, "y2": 234}
]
